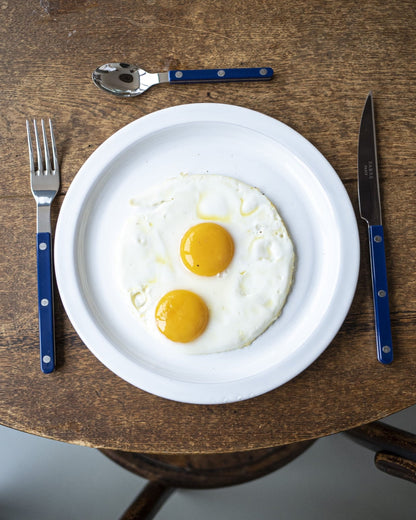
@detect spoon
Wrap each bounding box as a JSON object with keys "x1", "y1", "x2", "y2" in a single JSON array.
[{"x1": 92, "y1": 63, "x2": 274, "y2": 97}]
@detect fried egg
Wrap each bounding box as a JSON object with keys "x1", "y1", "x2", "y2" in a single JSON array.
[{"x1": 117, "y1": 174, "x2": 295, "y2": 354}]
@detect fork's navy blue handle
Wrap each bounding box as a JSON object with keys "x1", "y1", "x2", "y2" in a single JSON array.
[
  {"x1": 368, "y1": 225, "x2": 393, "y2": 364},
  {"x1": 168, "y1": 67, "x2": 273, "y2": 83},
  {"x1": 36, "y1": 232, "x2": 55, "y2": 373}
]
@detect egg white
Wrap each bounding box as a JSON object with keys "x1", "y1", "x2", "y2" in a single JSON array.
[{"x1": 117, "y1": 174, "x2": 295, "y2": 354}]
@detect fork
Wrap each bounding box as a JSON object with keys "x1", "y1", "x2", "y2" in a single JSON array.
[{"x1": 27, "y1": 119, "x2": 60, "y2": 373}]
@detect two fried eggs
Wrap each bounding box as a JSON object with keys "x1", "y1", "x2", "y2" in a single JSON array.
[{"x1": 117, "y1": 174, "x2": 295, "y2": 355}]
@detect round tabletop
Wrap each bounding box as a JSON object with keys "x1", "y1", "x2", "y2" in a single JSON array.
[{"x1": 1, "y1": 0, "x2": 415, "y2": 454}]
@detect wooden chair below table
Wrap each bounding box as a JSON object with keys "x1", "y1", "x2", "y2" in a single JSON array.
[
  {"x1": 344, "y1": 421, "x2": 416, "y2": 484},
  {"x1": 100, "y1": 421, "x2": 416, "y2": 520}
]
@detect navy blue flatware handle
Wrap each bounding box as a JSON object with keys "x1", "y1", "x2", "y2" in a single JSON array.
[
  {"x1": 36, "y1": 232, "x2": 55, "y2": 373},
  {"x1": 368, "y1": 225, "x2": 393, "y2": 364},
  {"x1": 168, "y1": 67, "x2": 273, "y2": 83}
]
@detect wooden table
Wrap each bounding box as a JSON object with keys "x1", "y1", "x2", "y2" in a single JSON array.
[{"x1": 1, "y1": 0, "x2": 415, "y2": 455}]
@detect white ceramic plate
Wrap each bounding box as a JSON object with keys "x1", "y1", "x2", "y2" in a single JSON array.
[{"x1": 54, "y1": 103, "x2": 360, "y2": 404}]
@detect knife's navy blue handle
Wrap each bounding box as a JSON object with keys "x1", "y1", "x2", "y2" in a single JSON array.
[
  {"x1": 168, "y1": 67, "x2": 273, "y2": 83},
  {"x1": 368, "y1": 225, "x2": 393, "y2": 364},
  {"x1": 37, "y1": 232, "x2": 55, "y2": 373}
]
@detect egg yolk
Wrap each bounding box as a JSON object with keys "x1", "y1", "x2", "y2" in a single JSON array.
[
  {"x1": 180, "y1": 223, "x2": 234, "y2": 276},
  {"x1": 155, "y1": 289, "x2": 209, "y2": 343}
]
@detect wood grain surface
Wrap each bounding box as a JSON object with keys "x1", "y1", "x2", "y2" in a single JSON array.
[{"x1": 0, "y1": 0, "x2": 415, "y2": 454}]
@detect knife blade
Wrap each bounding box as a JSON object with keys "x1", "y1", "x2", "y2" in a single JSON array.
[{"x1": 358, "y1": 92, "x2": 393, "y2": 364}]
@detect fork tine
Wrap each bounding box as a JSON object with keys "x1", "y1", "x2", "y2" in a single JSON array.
[
  {"x1": 48, "y1": 119, "x2": 59, "y2": 174},
  {"x1": 33, "y1": 119, "x2": 43, "y2": 175},
  {"x1": 41, "y1": 119, "x2": 51, "y2": 174},
  {"x1": 26, "y1": 120, "x2": 35, "y2": 175}
]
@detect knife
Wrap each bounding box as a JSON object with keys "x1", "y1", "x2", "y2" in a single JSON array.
[{"x1": 358, "y1": 92, "x2": 393, "y2": 364}]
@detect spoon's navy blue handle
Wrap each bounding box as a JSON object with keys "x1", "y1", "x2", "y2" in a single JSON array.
[
  {"x1": 37, "y1": 232, "x2": 55, "y2": 373},
  {"x1": 368, "y1": 225, "x2": 393, "y2": 364},
  {"x1": 168, "y1": 67, "x2": 273, "y2": 83}
]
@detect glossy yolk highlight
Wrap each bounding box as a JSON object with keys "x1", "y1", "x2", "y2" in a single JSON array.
[
  {"x1": 180, "y1": 223, "x2": 234, "y2": 276},
  {"x1": 155, "y1": 290, "x2": 209, "y2": 343}
]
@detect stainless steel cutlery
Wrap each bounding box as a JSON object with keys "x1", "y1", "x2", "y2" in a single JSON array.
[
  {"x1": 27, "y1": 119, "x2": 60, "y2": 373},
  {"x1": 358, "y1": 93, "x2": 393, "y2": 364},
  {"x1": 92, "y1": 62, "x2": 274, "y2": 97}
]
